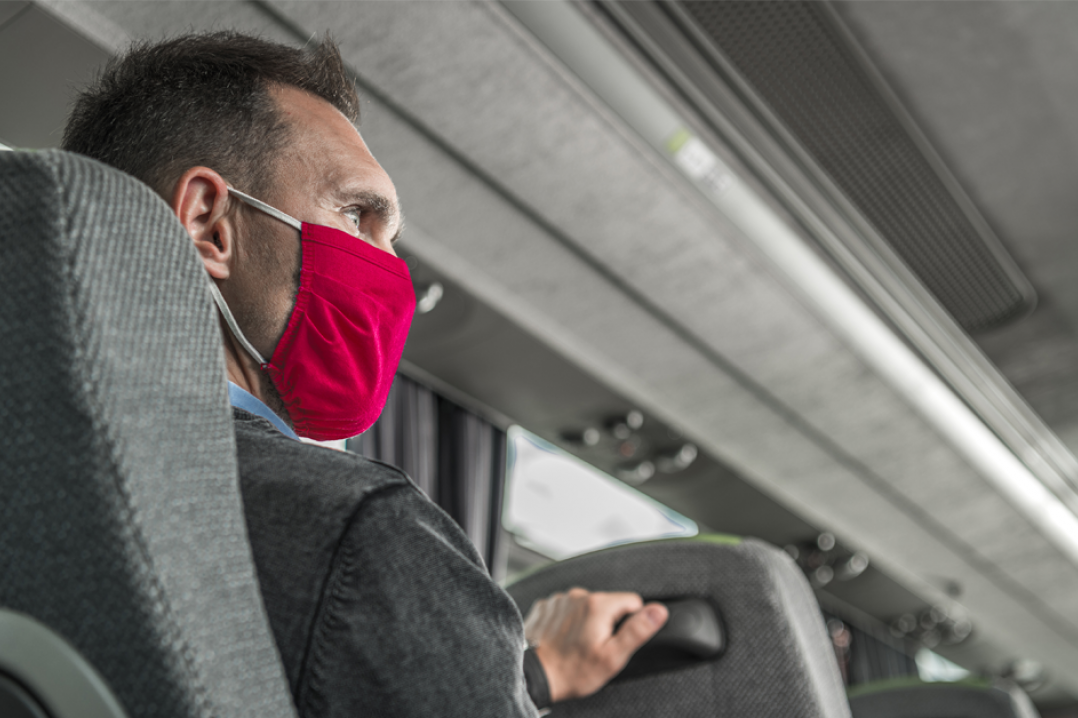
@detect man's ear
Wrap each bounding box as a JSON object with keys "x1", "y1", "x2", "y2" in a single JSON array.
[{"x1": 170, "y1": 167, "x2": 236, "y2": 280}]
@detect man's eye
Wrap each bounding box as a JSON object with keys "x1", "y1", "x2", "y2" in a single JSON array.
[{"x1": 343, "y1": 207, "x2": 362, "y2": 230}]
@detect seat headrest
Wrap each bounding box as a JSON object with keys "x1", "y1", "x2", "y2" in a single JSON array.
[
  {"x1": 0, "y1": 150, "x2": 295, "y2": 718},
  {"x1": 507, "y1": 536, "x2": 851, "y2": 718}
]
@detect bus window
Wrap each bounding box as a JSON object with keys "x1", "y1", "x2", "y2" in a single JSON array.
[
  {"x1": 502, "y1": 426, "x2": 697, "y2": 565},
  {"x1": 915, "y1": 649, "x2": 971, "y2": 684}
]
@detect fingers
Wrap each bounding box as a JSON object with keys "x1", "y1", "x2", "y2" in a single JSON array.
[
  {"x1": 608, "y1": 601, "x2": 668, "y2": 660},
  {"x1": 590, "y1": 591, "x2": 644, "y2": 625},
  {"x1": 524, "y1": 588, "x2": 587, "y2": 646},
  {"x1": 527, "y1": 588, "x2": 669, "y2": 703},
  {"x1": 523, "y1": 596, "x2": 550, "y2": 635},
  {"x1": 527, "y1": 589, "x2": 657, "y2": 641}
]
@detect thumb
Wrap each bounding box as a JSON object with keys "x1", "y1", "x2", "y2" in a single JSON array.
[{"x1": 609, "y1": 603, "x2": 668, "y2": 659}]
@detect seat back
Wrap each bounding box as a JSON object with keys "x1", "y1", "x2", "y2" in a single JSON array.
[
  {"x1": 848, "y1": 679, "x2": 1039, "y2": 718},
  {"x1": 0, "y1": 150, "x2": 296, "y2": 718},
  {"x1": 507, "y1": 536, "x2": 851, "y2": 718}
]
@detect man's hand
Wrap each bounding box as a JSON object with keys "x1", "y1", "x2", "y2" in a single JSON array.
[{"x1": 523, "y1": 588, "x2": 668, "y2": 703}]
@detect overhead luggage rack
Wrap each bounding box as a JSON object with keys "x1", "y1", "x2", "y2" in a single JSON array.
[{"x1": 662, "y1": 0, "x2": 1035, "y2": 334}]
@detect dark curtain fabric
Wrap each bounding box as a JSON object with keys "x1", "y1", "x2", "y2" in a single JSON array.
[
  {"x1": 824, "y1": 611, "x2": 919, "y2": 687},
  {"x1": 347, "y1": 374, "x2": 508, "y2": 572}
]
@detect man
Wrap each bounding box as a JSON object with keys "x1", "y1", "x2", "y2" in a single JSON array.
[{"x1": 62, "y1": 32, "x2": 668, "y2": 717}]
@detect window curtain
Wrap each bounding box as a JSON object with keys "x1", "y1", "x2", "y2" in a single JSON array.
[
  {"x1": 824, "y1": 611, "x2": 919, "y2": 687},
  {"x1": 347, "y1": 374, "x2": 508, "y2": 574}
]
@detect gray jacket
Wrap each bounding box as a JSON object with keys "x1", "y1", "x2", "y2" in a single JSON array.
[{"x1": 233, "y1": 409, "x2": 538, "y2": 717}]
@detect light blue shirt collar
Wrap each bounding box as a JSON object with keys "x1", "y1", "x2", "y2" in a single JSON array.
[{"x1": 228, "y1": 382, "x2": 299, "y2": 440}]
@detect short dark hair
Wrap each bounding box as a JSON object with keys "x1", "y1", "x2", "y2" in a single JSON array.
[{"x1": 62, "y1": 31, "x2": 359, "y2": 197}]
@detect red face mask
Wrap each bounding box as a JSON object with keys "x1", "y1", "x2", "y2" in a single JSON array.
[{"x1": 208, "y1": 188, "x2": 415, "y2": 441}]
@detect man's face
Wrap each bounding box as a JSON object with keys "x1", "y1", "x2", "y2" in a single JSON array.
[{"x1": 225, "y1": 84, "x2": 402, "y2": 361}]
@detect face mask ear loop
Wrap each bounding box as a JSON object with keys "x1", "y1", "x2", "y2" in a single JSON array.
[
  {"x1": 227, "y1": 187, "x2": 303, "y2": 231},
  {"x1": 206, "y1": 280, "x2": 268, "y2": 366},
  {"x1": 210, "y1": 186, "x2": 298, "y2": 367}
]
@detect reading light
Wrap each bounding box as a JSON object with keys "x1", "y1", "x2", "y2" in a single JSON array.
[
  {"x1": 607, "y1": 410, "x2": 644, "y2": 440},
  {"x1": 618, "y1": 460, "x2": 656, "y2": 486},
  {"x1": 561, "y1": 427, "x2": 601, "y2": 447},
  {"x1": 835, "y1": 552, "x2": 870, "y2": 581},
  {"x1": 656, "y1": 443, "x2": 698, "y2": 473}
]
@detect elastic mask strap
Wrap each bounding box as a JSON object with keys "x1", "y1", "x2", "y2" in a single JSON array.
[
  {"x1": 208, "y1": 185, "x2": 300, "y2": 365},
  {"x1": 228, "y1": 187, "x2": 303, "y2": 231},
  {"x1": 206, "y1": 280, "x2": 268, "y2": 366}
]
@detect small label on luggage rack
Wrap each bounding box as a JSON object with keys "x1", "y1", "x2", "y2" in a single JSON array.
[{"x1": 667, "y1": 129, "x2": 733, "y2": 199}]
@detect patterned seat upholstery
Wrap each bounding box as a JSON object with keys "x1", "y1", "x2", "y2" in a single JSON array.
[
  {"x1": 0, "y1": 150, "x2": 296, "y2": 718},
  {"x1": 848, "y1": 679, "x2": 1039, "y2": 718},
  {"x1": 507, "y1": 536, "x2": 852, "y2": 718}
]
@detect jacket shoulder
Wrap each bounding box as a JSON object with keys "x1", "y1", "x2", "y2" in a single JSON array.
[
  {"x1": 232, "y1": 408, "x2": 411, "y2": 503},
  {"x1": 231, "y1": 409, "x2": 423, "y2": 695}
]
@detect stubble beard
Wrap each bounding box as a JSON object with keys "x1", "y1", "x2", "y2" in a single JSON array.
[{"x1": 234, "y1": 207, "x2": 303, "y2": 431}]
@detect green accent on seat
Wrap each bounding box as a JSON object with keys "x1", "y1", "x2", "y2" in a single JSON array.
[
  {"x1": 665, "y1": 128, "x2": 692, "y2": 154},
  {"x1": 685, "y1": 533, "x2": 742, "y2": 546},
  {"x1": 503, "y1": 558, "x2": 555, "y2": 588},
  {"x1": 847, "y1": 676, "x2": 992, "y2": 699}
]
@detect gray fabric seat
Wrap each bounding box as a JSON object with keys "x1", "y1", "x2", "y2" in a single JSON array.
[
  {"x1": 848, "y1": 679, "x2": 1039, "y2": 718},
  {"x1": 506, "y1": 536, "x2": 852, "y2": 718},
  {"x1": 0, "y1": 150, "x2": 297, "y2": 718}
]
